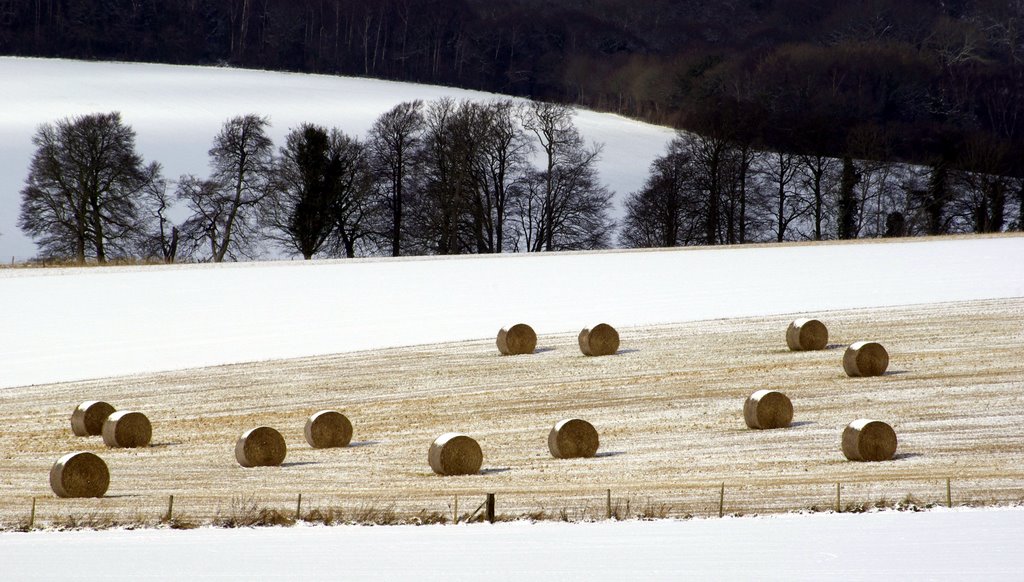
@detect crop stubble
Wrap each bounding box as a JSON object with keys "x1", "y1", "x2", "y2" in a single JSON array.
[{"x1": 1, "y1": 298, "x2": 1023, "y2": 524}]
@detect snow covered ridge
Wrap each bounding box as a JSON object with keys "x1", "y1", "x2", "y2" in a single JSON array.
[
  {"x1": 1, "y1": 235, "x2": 1021, "y2": 389},
  {"x1": 0, "y1": 57, "x2": 676, "y2": 261}
]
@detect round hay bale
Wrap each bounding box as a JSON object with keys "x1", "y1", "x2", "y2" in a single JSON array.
[
  {"x1": 548, "y1": 418, "x2": 600, "y2": 459},
  {"x1": 101, "y1": 411, "x2": 152, "y2": 448},
  {"x1": 842, "y1": 419, "x2": 898, "y2": 462},
  {"x1": 428, "y1": 433, "x2": 483, "y2": 476},
  {"x1": 496, "y1": 323, "x2": 538, "y2": 355},
  {"x1": 578, "y1": 323, "x2": 620, "y2": 356},
  {"x1": 743, "y1": 390, "x2": 794, "y2": 429},
  {"x1": 49, "y1": 452, "x2": 109, "y2": 498},
  {"x1": 235, "y1": 427, "x2": 287, "y2": 468},
  {"x1": 785, "y1": 318, "x2": 828, "y2": 351},
  {"x1": 304, "y1": 410, "x2": 353, "y2": 448},
  {"x1": 843, "y1": 341, "x2": 889, "y2": 377},
  {"x1": 70, "y1": 400, "x2": 116, "y2": 437}
]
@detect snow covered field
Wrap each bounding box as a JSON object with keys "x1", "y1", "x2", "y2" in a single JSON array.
[
  {"x1": 2, "y1": 58, "x2": 1023, "y2": 581},
  {"x1": 1, "y1": 235, "x2": 1021, "y2": 389},
  {"x1": 0, "y1": 57, "x2": 675, "y2": 262},
  {"x1": 2, "y1": 508, "x2": 1022, "y2": 580}
]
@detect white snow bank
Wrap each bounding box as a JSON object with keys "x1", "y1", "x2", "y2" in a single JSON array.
[
  {"x1": 1, "y1": 507, "x2": 1021, "y2": 581},
  {"x1": 0, "y1": 57, "x2": 675, "y2": 261},
  {"x1": 1, "y1": 236, "x2": 1021, "y2": 389}
]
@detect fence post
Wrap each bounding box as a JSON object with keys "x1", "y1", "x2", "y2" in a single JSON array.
[
  {"x1": 165, "y1": 495, "x2": 174, "y2": 522},
  {"x1": 718, "y1": 483, "x2": 725, "y2": 518},
  {"x1": 836, "y1": 482, "x2": 841, "y2": 513},
  {"x1": 485, "y1": 493, "x2": 495, "y2": 524},
  {"x1": 29, "y1": 497, "x2": 36, "y2": 530},
  {"x1": 946, "y1": 478, "x2": 952, "y2": 508},
  {"x1": 296, "y1": 494, "x2": 302, "y2": 521},
  {"x1": 454, "y1": 495, "x2": 459, "y2": 524},
  {"x1": 606, "y1": 489, "x2": 612, "y2": 520}
]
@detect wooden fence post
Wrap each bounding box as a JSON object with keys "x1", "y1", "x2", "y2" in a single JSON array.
[
  {"x1": 165, "y1": 495, "x2": 174, "y2": 522},
  {"x1": 29, "y1": 497, "x2": 36, "y2": 530},
  {"x1": 485, "y1": 493, "x2": 495, "y2": 523},
  {"x1": 946, "y1": 478, "x2": 952, "y2": 508},
  {"x1": 606, "y1": 489, "x2": 612, "y2": 520},
  {"x1": 718, "y1": 483, "x2": 725, "y2": 518},
  {"x1": 454, "y1": 495, "x2": 459, "y2": 524},
  {"x1": 296, "y1": 494, "x2": 302, "y2": 521},
  {"x1": 836, "y1": 482, "x2": 841, "y2": 513}
]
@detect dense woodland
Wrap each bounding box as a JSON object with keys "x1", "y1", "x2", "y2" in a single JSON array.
[{"x1": 4, "y1": 1, "x2": 1024, "y2": 260}]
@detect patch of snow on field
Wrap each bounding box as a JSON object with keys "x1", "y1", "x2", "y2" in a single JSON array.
[
  {"x1": 1, "y1": 236, "x2": 1021, "y2": 389},
  {"x1": 0, "y1": 57, "x2": 675, "y2": 261},
  {"x1": 1, "y1": 507, "x2": 1022, "y2": 581}
]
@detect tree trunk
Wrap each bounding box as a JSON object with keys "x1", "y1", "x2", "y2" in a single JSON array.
[{"x1": 838, "y1": 156, "x2": 859, "y2": 240}]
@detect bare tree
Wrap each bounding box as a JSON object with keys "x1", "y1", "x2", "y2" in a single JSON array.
[
  {"x1": 264, "y1": 123, "x2": 373, "y2": 259},
  {"x1": 415, "y1": 98, "x2": 474, "y2": 255},
  {"x1": 18, "y1": 112, "x2": 155, "y2": 263},
  {"x1": 619, "y1": 137, "x2": 702, "y2": 248},
  {"x1": 472, "y1": 100, "x2": 532, "y2": 253},
  {"x1": 137, "y1": 164, "x2": 182, "y2": 263},
  {"x1": 798, "y1": 153, "x2": 840, "y2": 240},
  {"x1": 760, "y1": 149, "x2": 806, "y2": 242},
  {"x1": 520, "y1": 101, "x2": 613, "y2": 251},
  {"x1": 366, "y1": 100, "x2": 424, "y2": 257},
  {"x1": 180, "y1": 114, "x2": 274, "y2": 262}
]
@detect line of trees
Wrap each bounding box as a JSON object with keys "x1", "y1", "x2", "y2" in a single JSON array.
[
  {"x1": 619, "y1": 132, "x2": 1024, "y2": 248},
  {"x1": 18, "y1": 100, "x2": 614, "y2": 263}
]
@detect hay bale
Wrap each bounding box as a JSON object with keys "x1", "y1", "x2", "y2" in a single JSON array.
[
  {"x1": 49, "y1": 452, "x2": 109, "y2": 498},
  {"x1": 842, "y1": 419, "x2": 898, "y2": 461},
  {"x1": 843, "y1": 341, "x2": 890, "y2": 377},
  {"x1": 548, "y1": 418, "x2": 600, "y2": 459},
  {"x1": 786, "y1": 318, "x2": 828, "y2": 351},
  {"x1": 304, "y1": 410, "x2": 353, "y2": 448},
  {"x1": 235, "y1": 427, "x2": 287, "y2": 468},
  {"x1": 496, "y1": 323, "x2": 537, "y2": 355},
  {"x1": 101, "y1": 411, "x2": 152, "y2": 448},
  {"x1": 743, "y1": 390, "x2": 794, "y2": 429},
  {"x1": 70, "y1": 400, "x2": 116, "y2": 437},
  {"x1": 428, "y1": 433, "x2": 483, "y2": 476},
  {"x1": 578, "y1": 323, "x2": 620, "y2": 356}
]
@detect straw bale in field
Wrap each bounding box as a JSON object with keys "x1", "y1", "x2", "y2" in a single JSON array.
[
  {"x1": 496, "y1": 323, "x2": 538, "y2": 355},
  {"x1": 578, "y1": 323, "x2": 620, "y2": 356},
  {"x1": 743, "y1": 390, "x2": 793, "y2": 429},
  {"x1": 235, "y1": 427, "x2": 287, "y2": 467},
  {"x1": 70, "y1": 400, "x2": 116, "y2": 437},
  {"x1": 101, "y1": 411, "x2": 152, "y2": 448},
  {"x1": 548, "y1": 418, "x2": 600, "y2": 458},
  {"x1": 842, "y1": 419, "x2": 898, "y2": 461},
  {"x1": 49, "y1": 452, "x2": 109, "y2": 498},
  {"x1": 786, "y1": 318, "x2": 828, "y2": 351},
  {"x1": 428, "y1": 433, "x2": 482, "y2": 476},
  {"x1": 304, "y1": 410, "x2": 353, "y2": 448}
]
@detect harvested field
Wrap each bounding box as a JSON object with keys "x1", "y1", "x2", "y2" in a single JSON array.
[{"x1": 2, "y1": 298, "x2": 1023, "y2": 526}]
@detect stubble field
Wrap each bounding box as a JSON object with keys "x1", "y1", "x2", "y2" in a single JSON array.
[{"x1": 2, "y1": 297, "x2": 1023, "y2": 527}]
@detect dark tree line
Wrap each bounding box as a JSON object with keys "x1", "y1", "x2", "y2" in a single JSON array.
[
  {"x1": 1, "y1": 0, "x2": 1022, "y2": 180},
  {"x1": 619, "y1": 131, "x2": 1024, "y2": 249},
  {"x1": 18, "y1": 102, "x2": 613, "y2": 263}
]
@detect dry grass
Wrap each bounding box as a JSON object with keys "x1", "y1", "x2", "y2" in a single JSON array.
[{"x1": 2, "y1": 298, "x2": 1024, "y2": 528}]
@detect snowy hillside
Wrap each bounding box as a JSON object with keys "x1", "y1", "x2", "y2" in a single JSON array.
[
  {"x1": 1, "y1": 235, "x2": 1021, "y2": 389},
  {"x1": 0, "y1": 57, "x2": 675, "y2": 261}
]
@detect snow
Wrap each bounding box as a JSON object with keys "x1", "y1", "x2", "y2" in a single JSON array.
[
  {"x1": 0, "y1": 57, "x2": 675, "y2": 262},
  {"x1": 2, "y1": 507, "x2": 1022, "y2": 580},
  {"x1": 1, "y1": 235, "x2": 1021, "y2": 390},
  {"x1": 2, "y1": 58, "x2": 1023, "y2": 581}
]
